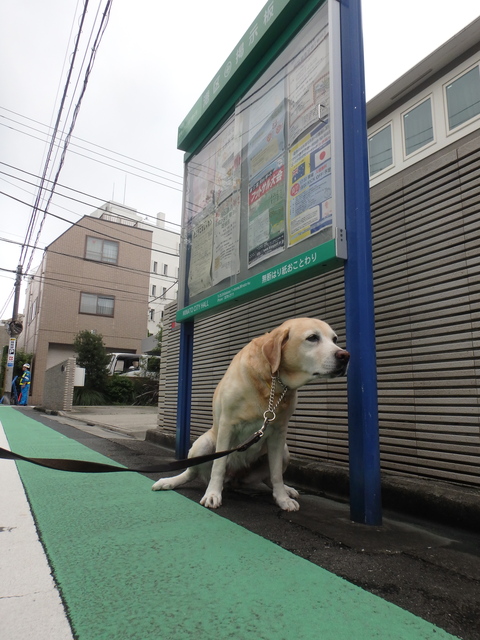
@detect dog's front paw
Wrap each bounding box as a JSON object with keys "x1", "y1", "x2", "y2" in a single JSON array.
[
  {"x1": 274, "y1": 493, "x2": 300, "y2": 511},
  {"x1": 152, "y1": 478, "x2": 173, "y2": 491},
  {"x1": 200, "y1": 491, "x2": 222, "y2": 509},
  {"x1": 284, "y1": 485, "x2": 300, "y2": 500}
]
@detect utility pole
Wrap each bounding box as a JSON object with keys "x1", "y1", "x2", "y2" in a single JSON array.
[{"x1": 2, "y1": 264, "x2": 23, "y2": 404}]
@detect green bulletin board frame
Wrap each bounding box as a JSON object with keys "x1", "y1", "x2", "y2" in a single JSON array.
[{"x1": 177, "y1": 239, "x2": 342, "y2": 321}]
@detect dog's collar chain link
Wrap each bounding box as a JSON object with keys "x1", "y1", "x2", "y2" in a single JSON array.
[
  {"x1": 233, "y1": 376, "x2": 290, "y2": 452},
  {"x1": 256, "y1": 375, "x2": 289, "y2": 438}
]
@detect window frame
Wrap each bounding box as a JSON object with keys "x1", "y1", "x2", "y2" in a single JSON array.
[
  {"x1": 401, "y1": 95, "x2": 435, "y2": 159},
  {"x1": 368, "y1": 122, "x2": 394, "y2": 178},
  {"x1": 28, "y1": 298, "x2": 38, "y2": 325},
  {"x1": 79, "y1": 292, "x2": 115, "y2": 317},
  {"x1": 84, "y1": 236, "x2": 119, "y2": 265},
  {"x1": 444, "y1": 63, "x2": 480, "y2": 134}
]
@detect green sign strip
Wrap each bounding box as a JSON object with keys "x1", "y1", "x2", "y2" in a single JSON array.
[
  {"x1": 176, "y1": 239, "x2": 341, "y2": 321},
  {"x1": 177, "y1": 0, "x2": 322, "y2": 152}
]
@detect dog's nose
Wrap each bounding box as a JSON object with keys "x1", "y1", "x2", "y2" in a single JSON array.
[{"x1": 335, "y1": 349, "x2": 350, "y2": 363}]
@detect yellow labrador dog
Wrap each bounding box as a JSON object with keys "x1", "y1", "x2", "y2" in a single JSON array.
[{"x1": 152, "y1": 318, "x2": 349, "y2": 511}]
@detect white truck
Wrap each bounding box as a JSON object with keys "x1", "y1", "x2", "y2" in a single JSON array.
[{"x1": 107, "y1": 353, "x2": 160, "y2": 377}]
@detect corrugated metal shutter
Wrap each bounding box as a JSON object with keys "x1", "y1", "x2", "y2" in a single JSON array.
[
  {"x1": 157, "y1": 304, "x2": 181, "y2": 435},
  {"x1": 158, "y1": 133, "x2": 480, "y2": 489},
  {"x1": 370, "y1": 134, "x2": 480, "y2": 486}
]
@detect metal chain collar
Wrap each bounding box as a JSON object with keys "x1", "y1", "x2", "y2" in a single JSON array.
[{"x1": 259, "y1": 375, "x2": 289, "y2": 437}]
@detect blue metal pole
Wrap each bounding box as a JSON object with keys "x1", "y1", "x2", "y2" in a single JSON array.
[
  {"x1": 340, "y1": 0, "x2": 382, "y2": 524},
  {"x1": 176, "y1": 321, "x2": 194, "y2": 459}
]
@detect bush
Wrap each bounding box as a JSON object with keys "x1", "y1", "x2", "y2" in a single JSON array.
[
  {"x1": 73, "y1": 387, "x2": 107, "y2": 406},
  {"x1": 131, "y1": 377, "x2": 159, "y2": 406},
  {"x1": 105, "y1": 376, "x2": 135, "y2": 404}
]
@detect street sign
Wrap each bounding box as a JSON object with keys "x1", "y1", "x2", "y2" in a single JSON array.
[{"x1": 7, "y1": 338, "x2": 16, "y2": 368}]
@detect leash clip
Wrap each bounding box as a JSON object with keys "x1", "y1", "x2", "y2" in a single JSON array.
[{"x1": 236, "y1": 429, "x2": 264, "y2": 452}]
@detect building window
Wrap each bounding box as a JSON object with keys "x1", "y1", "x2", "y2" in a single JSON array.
[
  {"x1": 153, "y1": 261, "x2": 158, "y2": 273},
  {"x1": 149, "y1": 309, "x2": 155, "y2": 321},
  {"x1": 403, "y1": 97, "x2": 434, "y2": 156},
  {"x1": 445, "y1": 65, "x2": 480, "y2": 130},
  {"x1": 163, "y1": 264, "x2": 168, "y2": 276},
  {"x1": 85, "y1": 237, "x2": 119, "y2": 264},
  {"x1": 162, "y1": 287, "x2": 167, "y2": 298},
  {"x1": 29, "y1": 298, "x2": 38, "y2": 324},
  {"x1": 152, "y1": 285, "x2": 157, "y2": 296},
  {"x1": 80, "y1": 293, "x2": 115, "y2": 317},
  {"x1": 368, "y1": 124, "x2": 393, "y2": 176}
]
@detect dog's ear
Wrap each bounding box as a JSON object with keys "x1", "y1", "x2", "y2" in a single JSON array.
[{"x1": 262, "y1": 327, "x2": 290, "y2": 374}]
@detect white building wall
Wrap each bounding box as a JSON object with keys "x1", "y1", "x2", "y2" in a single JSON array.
[{"x1": 368, "y1": 49, "x2": 480, "y2": 186}]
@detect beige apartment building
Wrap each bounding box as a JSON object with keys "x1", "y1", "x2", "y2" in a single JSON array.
[
  {"x1": 19, "y1": 215, "x2": 152, "y2": 405},
  {"x1": 89, "y1": 201, "x2": 180, "y2": 337}
]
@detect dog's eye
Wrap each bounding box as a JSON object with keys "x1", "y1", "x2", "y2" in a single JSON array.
[
  {"x1": 306, "y1": 334, "x2": 320, "y2": 343},
  {"x1": 332, "y1": 336, "x2": 338, "y2": 344}
]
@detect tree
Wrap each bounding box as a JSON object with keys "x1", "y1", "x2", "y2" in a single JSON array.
[
  {"x1": 147, "y1": 327, "x2": 162, "y2": 376},
  {"x1": 73, "y1": 330, "x2": 110, "y2": 390},
  {"x1": 13, "y1": 349, "x2": 34, "y2": 378}
]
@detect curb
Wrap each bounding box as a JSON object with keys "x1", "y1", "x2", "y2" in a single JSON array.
[{"x1": 146, "y1": 428, "x2": 480, "y2": 532}]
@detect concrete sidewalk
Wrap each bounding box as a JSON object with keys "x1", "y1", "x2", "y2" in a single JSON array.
[{"x1": 53, "y1": 404, "x2": 158, "y2": 440}]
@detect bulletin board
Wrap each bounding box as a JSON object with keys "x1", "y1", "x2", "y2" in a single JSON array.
[{"x1": 176, "y1": 0, "x2": 345, "y2": 321}]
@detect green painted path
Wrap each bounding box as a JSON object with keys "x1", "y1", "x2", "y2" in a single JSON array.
[{"x1": 1, "y1": 407, "x2": 458, "y2": 640}]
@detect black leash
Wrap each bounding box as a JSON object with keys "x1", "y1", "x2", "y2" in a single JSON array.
[
  {"x1": 0, "y1": 429, "x2": 264, "y2": 474},
  {"x1": 2, "y1": 377, "x2": 289, "y2": 475}
]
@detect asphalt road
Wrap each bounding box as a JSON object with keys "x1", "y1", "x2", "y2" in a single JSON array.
[{"x1": 20, "y1": 407, "x2": 480, "y2": 640}]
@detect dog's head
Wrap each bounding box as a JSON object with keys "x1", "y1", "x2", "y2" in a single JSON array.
[{"x1": 262, "y1": 317, "x2": 350, "y2": 389}]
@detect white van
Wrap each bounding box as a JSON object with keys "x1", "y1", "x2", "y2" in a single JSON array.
[{"x1": 107, "y1": 353, "x2": 159, "y2": 377}]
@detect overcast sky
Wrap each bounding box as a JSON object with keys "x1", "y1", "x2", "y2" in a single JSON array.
[{"x1": 1, "y1": 0, "x2": 479, "y2": 319}]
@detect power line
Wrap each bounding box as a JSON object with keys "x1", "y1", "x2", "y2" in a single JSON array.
[
  {"x1": 0, "y1": 161, "x2": 181, "y2": 230},
  {"x1": 0, "y1": 120, "x2": 186, "y2": 193},
  {"x1": 1, "y1": 262, "x2": 177, "y2": 319},
  {"x1": 0, "y1": 105, "x2": 184, "y2": 181},
  {"x1": 0, "y1": 230, "x2": 179, "y2": 280},
  {"x1": 22, "y1": 272, "x2": 178, "y2": 312},
  {"x1": 0, "y1": 238, "x2": 179, "y2": 295},
  {"x1": 0, "y1": 191, "x2": 181, "y2": 264},
  {"x1": 24, "y1": 0, "x2": 115, "y2": 276},
  {"x1": 0, "y1": 287, "x2": 14, "y2": 319},
  {"x1": 0, "y1": 169, "x2": 182, "y2": 257},
  {"x1": 19, "y1": 0, "x2": 94, "y2": 269},
  {"x1": 149, "y1": 279, "x2": 178, "y2": 303}
]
